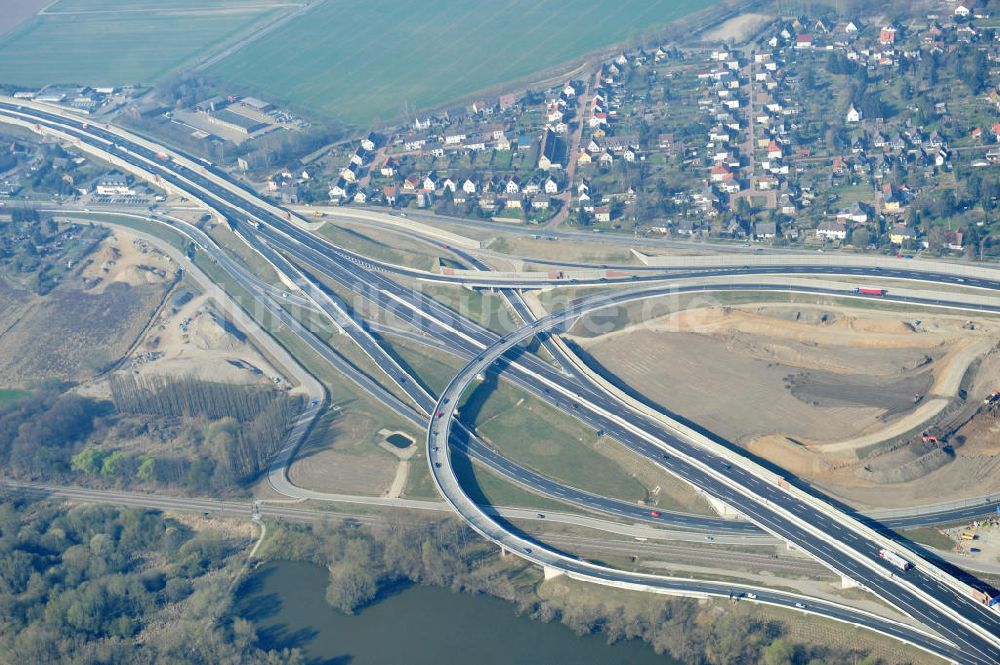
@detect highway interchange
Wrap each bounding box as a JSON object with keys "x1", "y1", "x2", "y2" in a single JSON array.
[{"x1": 2, "y1": 99, "x2": 999, "y2": 664}]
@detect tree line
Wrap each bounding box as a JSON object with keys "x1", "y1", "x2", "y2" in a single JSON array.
[
  {"x1": 0, "y1": 495, "x2": 303, "y2": 664},
  {"x1": 1, "y1": 376, "x2": 303, "y2": 493},
  {"x1": 110, "y1": 374, "x2": 293, "y2": 423},
  {"x1": 107, "y1": 374, "x2": 302, "y2": 488}
]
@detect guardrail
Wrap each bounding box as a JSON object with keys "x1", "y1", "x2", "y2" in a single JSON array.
[{"x1": 632, "y1": 250, "x2": 1000, "y2": 281}]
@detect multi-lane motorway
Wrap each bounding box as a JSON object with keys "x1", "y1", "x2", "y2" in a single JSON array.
[{"x1": 2, "y1": 100, "x2": 999, "y2": 663}]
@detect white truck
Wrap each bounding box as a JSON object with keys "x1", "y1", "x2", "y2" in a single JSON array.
[{"x1": 879, "y1": 548, "x2": 913, "y2": 572}]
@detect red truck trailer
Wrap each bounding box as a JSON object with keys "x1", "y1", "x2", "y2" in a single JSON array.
[
  {"x1": 879, "y1": 548, "x2": 913, "y2": 571},
  {"x1": 855, "y1": 287, "x2": 887, "y2": 296}
]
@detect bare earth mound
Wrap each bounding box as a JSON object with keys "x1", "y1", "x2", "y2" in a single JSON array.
[
  {"x1": 573, "y1": 303, "x2": 1000, "y2": 509},
  {"x1": 0, "y1": 230, "x2": 173, "y2": 385}
]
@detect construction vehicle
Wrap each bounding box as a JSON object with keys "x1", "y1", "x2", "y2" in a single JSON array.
[
  {"x1": 878, "y1": 548, "x2": 913, "y2": 571},
  {"x1": 855, "y1": 287, "x2": 888, "y2": 296},
  {"x1": 921, "y1": 433, "x2": 939, "y2": 444},
  {"x1": 985, "y1": 391, "x2": 1000, "y2": 405},
  {"x1": 961, "y1": 531, "x2": 978, "y2": 541}
]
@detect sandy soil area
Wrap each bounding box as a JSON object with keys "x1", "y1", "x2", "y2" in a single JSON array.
[
  {"x1": 944, "y1": 516, "x2": 1000, "y2": 573},
  {"x1": 575, "y1": 304, "x2": 981, "y2": 443},
  {"x1": 130, "y1": 293, "x2": 285, "y2": 385},
  {"x1": 574, "y1": 303, "x2": 1000, "y2": 509},
  {"x1": 71, "y1": 229, "x2": 289, "y2": 401},
  {"x1": 0, "y1": 229, "x2": 172, "y2": 386},
  {"x1": 130, "y1": 229, "x2": 285, "y2": 384},
  {"x1": 701, "y1": 13, "x2": 773, "y2": 43},
  {"x1": 79, "y1": 230, "x2": 176, "y2": 293}
]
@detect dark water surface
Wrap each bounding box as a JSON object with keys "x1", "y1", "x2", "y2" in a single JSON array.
[
  {"x1": 384, "y1": 433, "x2": 413, "y2": 449},
  {"x1": 237, "y1": 560, "x2": 678, "y2": 665}
]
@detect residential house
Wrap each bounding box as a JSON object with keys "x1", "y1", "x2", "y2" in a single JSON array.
[
  {"x1": 382, "y1": 186, "x2": 397, "y2": 206},
  {"x1": 538, "y1": 130, "x2": 566, "y2": 169},
  {"x1": 945, "y1": 231, "x2": 964, "y2": 251},
  {"x1": 817, "y1": 219, "x2": 848, "y2": 241},
  {"x1": 754, "y1": 221, "x2": 777, "y2": 239},
  {"x1": 464, "y1": 137, "x2": 487, "y2": 151},
  {"x1": 402, "y1": 174, "x2": 421, "y2": 191},
  {"x1": 710, "y1": 163, "x2": 734, "y2": 182},
  {"x1": 889, "y1": 223, "x2": 916, "y2": 244},
  {"x1": 328, "y1": 179, "x2": 349, "y2": 200},
  {"x1": 379, "y1": 158, "x2": 398, "y2": 177},
  {"x1": 594, "y1": 205, "x2": 612, "y2": 223},
  {"x1": 589, "y1": 112, "x2": 609, "y2": 128},
  {"x1": 339, "y1": 164, "x2": 359, "y2": 184},
  {"x1": 471, "y1": 100, "x2": 494, "y2": 115},
  {"x1": 836, "y1": 201, "x2": 870, "y2": 224},
  {"x1": 881, "y1": 183, "x2": 903, "y2": 213}
]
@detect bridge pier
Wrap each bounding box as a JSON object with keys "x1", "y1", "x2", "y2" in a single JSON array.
[
  {"x1": 841, "y1": 575, "x2": 859, "y2": 590},
  {"x1": 704, "y1": 494, "x2": 743, "y2": 520},
  {"x1": 542, "y1": 565, "x2": 564, "y2": 581}
]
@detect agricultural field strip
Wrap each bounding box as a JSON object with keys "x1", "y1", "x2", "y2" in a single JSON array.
[
  {"x1": 207, "y1": 0, "x2": 716, "y2": 123},
  {"x1": 0, "y1": 0, "x2": 293, "y2": 86}
]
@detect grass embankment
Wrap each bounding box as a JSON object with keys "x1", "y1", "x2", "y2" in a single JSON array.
[
  {"x1": 899, "y1": 527, "x2": 956, "y2": 551},
  {"x1": 317, "y1": 222, "x2": 441, "y2": 271},
  {"x1": 459, "y1": 377, "x2": 648, "y2": 504}
]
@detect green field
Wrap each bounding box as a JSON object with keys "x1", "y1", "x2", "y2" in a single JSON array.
[
  {"x1": 0, "y1": 0, "x2": 286, "y2": 87},
  {"x1": 0, "y1": 389, "x2": 29, "y2": 405},
  {"x1": 208, "y1": 0, "x2": 714, "y2": 124}
]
